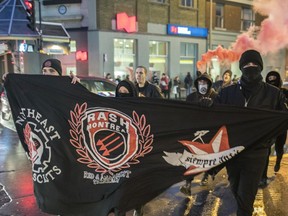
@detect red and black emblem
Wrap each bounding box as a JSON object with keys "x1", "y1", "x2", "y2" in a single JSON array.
[{"x1": 69, "y1": 103, "x2": 154, "y2": 173}]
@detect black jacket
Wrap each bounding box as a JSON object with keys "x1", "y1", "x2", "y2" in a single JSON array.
[
  {"x1": 213, "y1": 81, "x2": 288, "y2": 159},
  {"x1": 136, "y1": 81, "x2": 163, "y2": 98},
  {"x1": 186, "y1": 89, "x2": 218, "y2": 102},
  {"x1": 215, "y1": 82, "x2": 288, "y2": 111}
]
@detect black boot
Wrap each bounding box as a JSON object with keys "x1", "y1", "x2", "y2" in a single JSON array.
[
  {"x1": 200, "y1": 172, "x2": 209, "y2": 186},
  {"x1": 180, "y1": 180, "x2": 191, "y2": 196},
  {"x1": 258, "y1": 177, "x2": 268, "y2": 188},
  {"x1": 274, "y1": 156, "x2": 282, "y2": 172}
]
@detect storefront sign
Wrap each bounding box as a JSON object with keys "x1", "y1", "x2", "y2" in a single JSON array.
[
  {"x1": 167, "y1": 24, "x2": 208, "y2": 38},
  {"x1": 116, "y1": 12, "x2": 137, "y2": 33},
  {"x1": 19, "y1": 43, "x2": 34, "y2": 52},
  {"x1": 76, "y1": 51, "x2": 88, "y2": 61}
]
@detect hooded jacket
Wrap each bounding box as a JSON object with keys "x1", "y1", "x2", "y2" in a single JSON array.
[
  {"x1": 265, "y1": 71, "x2": 282, "y2": 88},
  {"x1": 186, "y1": 73, "x2": 217, "y2": 102},
  {"x1": 115, "y1": 80, "x2": 139, "y2": 97},
  {"x1": 215, "y1": 82, "x2": 287, "y2": 110},
  {"x1": 266, "y1": 71, "x2": 288, "y2": 99}
]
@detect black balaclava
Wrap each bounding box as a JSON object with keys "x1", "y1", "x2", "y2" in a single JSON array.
[
  {"x1": 265, "y1": 71, "x2": 282, "y2": 88},
  {"x1": 115, "y1": 80, "x2": 139, "y2": 97},
  {"x1": 239, "y1": 50, "x2": 263, "y2": 99}
]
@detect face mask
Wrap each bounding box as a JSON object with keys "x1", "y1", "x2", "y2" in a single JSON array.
[
  {"x1": 198, "y1": 84, "x2": 208, "y2": 95},
  {"x1": 267, "y1": 81, "x2": 278, "y2": 87},
  {"x1": 118, "y1": 93, "x2": 131, "y2": 97},
  {"x1": 241, "y1": 66, "x2": 261, "y2": 81}
]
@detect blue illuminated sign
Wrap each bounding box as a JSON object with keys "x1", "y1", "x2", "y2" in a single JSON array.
[{"x1": 167, "y1": 24, "x2": 208, "y2": 38}]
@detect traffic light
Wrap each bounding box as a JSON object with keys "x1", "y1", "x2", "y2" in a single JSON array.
[{"x1": 25, "y1": 0, "x2": 35, "y2": 31}]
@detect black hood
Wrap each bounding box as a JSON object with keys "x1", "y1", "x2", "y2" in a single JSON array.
[
  {"x1": 194, "y1": 73, "x2": 213, "y2": 92},
  {"x1": 265, "y1": 71, "x2": 282, "y2": 88},
  {"x1": 115, "y1": 80, "x2": 139, "y2": 97}
]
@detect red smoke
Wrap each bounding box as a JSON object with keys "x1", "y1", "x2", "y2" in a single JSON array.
[
  {"x1": 197, "y1": 0, "x2": 288, "y2": 72},
  {"x1": 197, "y1": 46, "x2": 240, "y2": 73}
]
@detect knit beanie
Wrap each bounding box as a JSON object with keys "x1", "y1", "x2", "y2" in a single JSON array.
[
  {"x1": 239, "y1": 50, "x2": 263, "y2": 71},
  {"x1": 42, "y1": 59, "x2": 62, "y2": 76}
]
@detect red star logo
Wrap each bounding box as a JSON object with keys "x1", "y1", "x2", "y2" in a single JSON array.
[
  {"x1": 179, "y1": 126, "x2": 230, "y2": 154},
  {"x1": 179, "y1": 126, "x2": 230, "y2": 175}
]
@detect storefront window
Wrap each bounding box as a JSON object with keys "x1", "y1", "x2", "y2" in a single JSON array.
[
  {"x1": 114, "y1": 39, "x2": 136, "y2": 80},
  {"x1": 180, "y1": 42, "x2": 197, "y2": 80},
  {"x1": 149, "y1": 41, "x2": 168, "y2": 79}
]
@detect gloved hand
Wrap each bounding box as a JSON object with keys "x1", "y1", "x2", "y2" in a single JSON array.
[{"x1": 198, "y1": 98, "x2": 213, "y2": 107}]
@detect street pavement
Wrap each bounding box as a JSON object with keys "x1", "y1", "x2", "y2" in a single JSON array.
[{"x1": 0, "y1": 125, "x2": 288, "y2": 216}]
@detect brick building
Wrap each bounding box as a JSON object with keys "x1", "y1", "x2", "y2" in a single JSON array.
[{"x1": 8, "y1": 0, "x2": 287, "y2": 83}]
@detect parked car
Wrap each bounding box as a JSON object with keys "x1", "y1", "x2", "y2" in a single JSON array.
[
  {"x1": 78, "y1": 76, "x2": 116, "y2": 97},
  {"x1": 283, "y1": 81, "x2": 288, "y2": 89},
  {"x1": 0, "y1": 90, "x2": 16, "y2": 131},
  {"x1": 0, "y1": 76, "x2": 117, "y2": 131}
]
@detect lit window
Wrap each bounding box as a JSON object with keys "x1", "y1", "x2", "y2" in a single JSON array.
[
  {"x1": 114, "y1": 39, "x2": 136, "y2": 80},
  {"x1": 180, "y1": 43, "x2": 196, "y2": 77},
  {"x1": 242, "y1": 8, "x2": 255, "y2": 31},
  {"x1": 149, "y1": 41, "x2": 169, "y2": 75}
]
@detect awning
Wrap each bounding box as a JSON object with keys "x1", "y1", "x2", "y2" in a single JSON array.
[
  {"x1": 0, "y1": 0, "x2": 70, "y2": 43},
  {"x1": 37, "y1": 21, "x2": 70, "y2": 43}
]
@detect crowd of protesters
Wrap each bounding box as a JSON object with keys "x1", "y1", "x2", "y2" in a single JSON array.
[
  {"x1": 3, "y1": 50, "x2": 287, "y2": 216},
  {"x1": 105, "y1": 50, "x2": 288, "y2": 214},
  {"x1": 179, "y1": 50, "x2": 288, "y2": 216},
  {"x1": 104, "y1": 51, "x2": 288, "y2": 216}
]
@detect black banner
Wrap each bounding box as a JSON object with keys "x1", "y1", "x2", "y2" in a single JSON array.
[{"x1": 4, "y1": 74, "x2": 288, "y2": 215}]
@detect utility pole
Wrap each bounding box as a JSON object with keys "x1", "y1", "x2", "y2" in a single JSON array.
[
  {"x1": 209, "y1": 0, "x2": 213, "y2": 50},
  {"x1": 37, "y1": 0, "x2": 42, "y2": 51}
]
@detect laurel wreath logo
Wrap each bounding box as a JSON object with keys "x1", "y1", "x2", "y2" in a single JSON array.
[{"x1": 68, "y1": 103, "x2": 154, "y2": 173}]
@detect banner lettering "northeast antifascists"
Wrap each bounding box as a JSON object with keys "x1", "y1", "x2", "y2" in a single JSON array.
[{"x1": 4, "y1": 74, "x2": 288, "y2": 215}]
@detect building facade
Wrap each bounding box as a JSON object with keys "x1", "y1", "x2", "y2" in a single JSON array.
[
  {"x1": 39, "y1": 0, "x2": 210, "y2": 82},
  {"x1": 206, "y1": 0, "x2": 288, "y2": 80},
  {"x1": 20, "y1": 0, "x2": 288, "y2": 82}
]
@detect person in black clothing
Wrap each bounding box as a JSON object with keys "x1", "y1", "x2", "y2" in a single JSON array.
[
  {"x1": 135, "y1": 66, "x2": 162, "y2": 98},
  {"x1": 152, "y1": 71, "x2": 159, "y2": 85},
  {"x1": 186, "y1": 73, "x2": 217, "y2": 102},
  {"x1": 173, "y1": 76, "x2": 181, "y2": 99},
  {"x1": 115, "y1": 79, "x2": 139, "y2": 98},
  {"x1": 133, "y1": 66, "x2": 162, "y2": 216},
  {"x1": 167, "y1": 75, "x2": 172, "y2": 99},
  {"x1": 113, "y1": 79, "x2": 139, "y2": 216},
  {"x1": 214, "y1": 50, "x2": 288, "y2": 216},
  {"x1": 184, "y1": 72, "x2": 193, "y2": 96},
  {"x1": 180, "y1": 73, "x2": 218, "y2": 195},
  {"x1": 264, "y1": 71, "x2": 288, "y2": 174}
]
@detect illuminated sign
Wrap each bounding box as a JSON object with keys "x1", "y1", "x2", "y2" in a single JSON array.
[
  {"x1": 116, "y1": 12, "x2": 136, "y2": 33},
  {"x1": 76, "y1": 51, "x2": 88, "y2": 61},
  {"x1": 19, "y1": 43, "x2": 27, "y2": 52},
  {"x1": 19, "y1": 43, "x2": 34, "y2": 52},
  {"x1": 167, "y1": 24, "x2": 208, "y2": 38}
]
